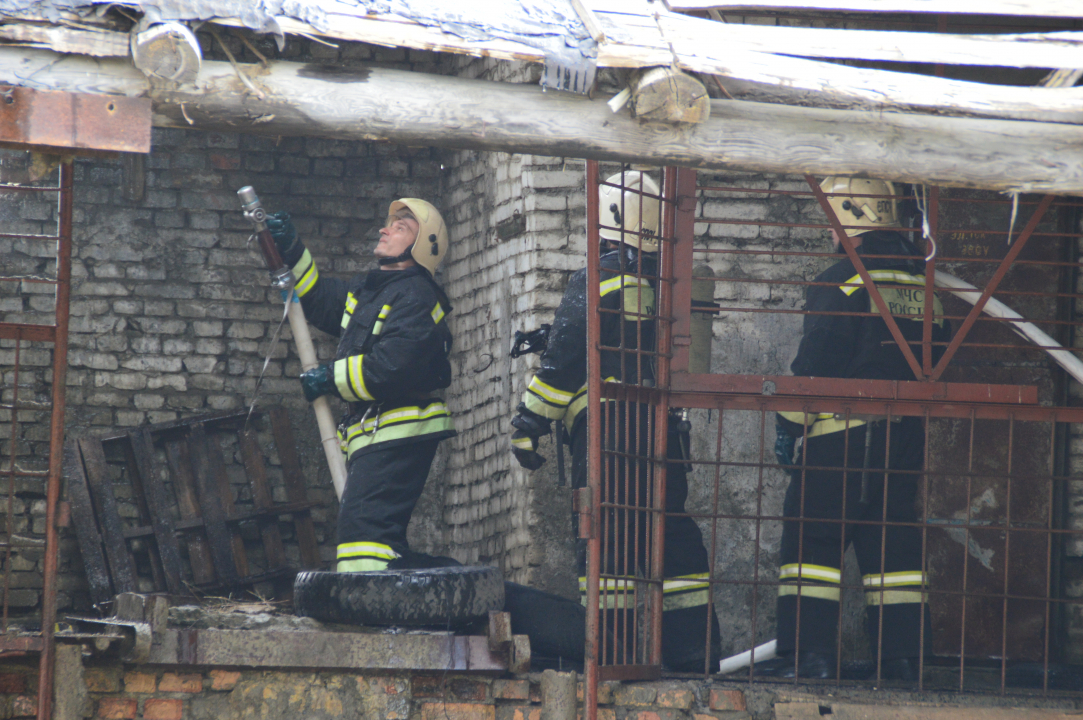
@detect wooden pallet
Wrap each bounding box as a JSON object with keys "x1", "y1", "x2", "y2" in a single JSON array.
[{"x1": 64, "y1": 408, "x2": 323, "y2": 606}]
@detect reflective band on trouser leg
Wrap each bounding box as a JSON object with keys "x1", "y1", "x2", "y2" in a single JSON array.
[
  {"x1": 579, "y1": 576, "x2": 636, "y2": 610},
  {"x1": 778, "y1": 563, "x2": 841, "y2": 602},
  {"x1": 336, "y1": 541, "x2": 399, "y2": 572},
  {"x1": 863, "y1": 571, "x2": 928, "y2": 606},
  {"x1": 662, "y1": 573, "x2": 710, "y2": 612},
  {"x1": 344, "y1": 402, "x2": 454, "y2": 460}
]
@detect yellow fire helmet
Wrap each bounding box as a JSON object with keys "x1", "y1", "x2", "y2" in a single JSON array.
[
  {"x1": 819, "y1": 176, "x2": 898, "y2": 235},
  {"x1": 385, "y1": 198, "x2": 449, "y2": 274},
  {"x1": 599, "y1": 171, "x2": 662, "y2": 253}
]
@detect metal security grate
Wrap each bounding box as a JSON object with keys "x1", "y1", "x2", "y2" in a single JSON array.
[{"x1": 583, "y1": 163, "x2": 1083, "y2": 717}]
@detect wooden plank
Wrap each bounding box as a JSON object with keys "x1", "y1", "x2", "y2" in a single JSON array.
[
  {"x1": 61, "y1": 439, "x2": 112, "y2": 607},
  {"x1": 269, "y1": 408, "x2": 320, "y2": 569},
  {"x1": 6, "y1": 49, "x2": 1083, "y2": 195},
  {"x1": 198, "y1": 425, "x2": 251, "y2": 579},
  {"x1": 237, "y1": 428, "x2": 287, "y2": 571},
  {"x1": 119, "y1": 435, "x2": 165, "y2": 592},
  {"x1": 658, "y1": 15, "x2": 1083, "y2": 69},
  {"x1": 186, "y1": 424, "x2": 240, "y2": 586},
  {"x1": 668, "y1": 44, "x2": 1083, "y2": 124},
  {"x1": 126, "y1": 430, "x2": 183, "y2": 595},
  {"x1": 664, "y1": 0, "x2": 1083, "y2": 17},
  {"x1": 76, "y1": 437, "x2": 137, "y2": 595},
  {"x1": 163, "y1": 439, "x2": 216, "y2": 585},
  {"x1": 120, "y1": 501, "x2": 320, "y2": 539},
  {"x1": 0, "y1": 24, "x2": 128, "y2": 57}
]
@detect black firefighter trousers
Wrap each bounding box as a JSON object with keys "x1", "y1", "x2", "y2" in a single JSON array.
[
  {"x1": 572, "y1": 403, "x2": 722, "y2": 672},
  {"x1": 776, "y1": 417, "x2": 932, "y2": 660},
  {"x1": 336, "y1": 439, "x2": 440, "y2": 570}
]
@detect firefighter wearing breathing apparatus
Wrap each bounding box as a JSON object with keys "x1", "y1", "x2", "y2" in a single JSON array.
[
  {"x1": 509, "y1": 171, "x2": 722, "y2": 672},
  {"x1": 760, "y1": 177, "x2": 950, "y2": 681},
  {"x1": 267, "y1": 200, "x2": 455, "y2": 573}
]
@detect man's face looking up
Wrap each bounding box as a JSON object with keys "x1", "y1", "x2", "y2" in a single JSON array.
[{"x1": 374, "y1": 212, "x2": 419, "y2": 268}]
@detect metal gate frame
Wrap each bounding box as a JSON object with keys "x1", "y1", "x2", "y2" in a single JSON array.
[{"x1": 0, "y1": 160, "x2": 73, "y2": 720}]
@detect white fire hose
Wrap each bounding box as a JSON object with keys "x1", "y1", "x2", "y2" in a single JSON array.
[{"x1": 719, "y1": 271, "x2": 1083, "y2": 674}]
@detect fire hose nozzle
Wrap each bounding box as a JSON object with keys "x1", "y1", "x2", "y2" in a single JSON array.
[{"x1": 237, "y1": 186, "x2": 268, "y2": 226}]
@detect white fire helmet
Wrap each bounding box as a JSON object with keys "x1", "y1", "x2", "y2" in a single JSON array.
[
  {"x1": 819, "y1": 176, "x2": 898, "y2": 235},
  {"x1": 386, "y1": 198, "x2": 449, "y2": 274},
  {"x1": 599, "y1": 171, "x2": 662, "y2": 253}
]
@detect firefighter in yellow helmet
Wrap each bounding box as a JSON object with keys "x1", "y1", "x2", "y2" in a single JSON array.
[
  {"x1": 509, "y1": 170, "x2": 722, "y2": 672},
  {"x1": 758, "y1": 177, "x2": 951, "y2": 681},
  {"x1": 266, "y1": 200, "x2": 455, "y2": 572}
]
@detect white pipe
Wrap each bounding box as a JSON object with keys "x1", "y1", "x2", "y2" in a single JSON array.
[
  {"x1": 933, "y1": 270, "x2": 1083, "y2": 386},
  {"x1": 285, "y1": 295, "x2": 348, "y2": 499},
  {"x1": 719, "y1": 639, "x2": 776, "y2": 674}
]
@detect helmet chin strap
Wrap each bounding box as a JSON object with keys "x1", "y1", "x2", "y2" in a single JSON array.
[{"x1": 377, "y1": 243, "x2": 415, "y2": 266}]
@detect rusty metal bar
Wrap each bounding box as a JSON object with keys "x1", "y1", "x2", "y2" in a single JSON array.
[
  {"x1": 929, "y1": 194, "x2": 1056, "y2": 381},
  {"x1": 584, "y1": 158, "x2": 601, "y2": 720},
  {"x1": 37, "y1": 159, "x2": 71, "y2": 720}
]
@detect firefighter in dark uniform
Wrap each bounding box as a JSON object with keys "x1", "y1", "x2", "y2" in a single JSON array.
[
  {"x1": 267, "y1": 199, "x2": 455, "y2": 572},
  {"x1": 509, "y1": 171, "x2": 722, "y2": 672},
  {"x1": 759, "y1": 177, "x2": 950, "y2": 680}
]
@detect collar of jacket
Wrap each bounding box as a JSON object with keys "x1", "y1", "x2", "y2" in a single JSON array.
[
  {"x1": 600, "y1": 247, "x2": 658, "y2": 276},
  {"x1": 846, "y1": 230, "x2": 924, "y2": 273},
  {"x1": 362, "y1": 265, "x2": 453, "y2": 312}
]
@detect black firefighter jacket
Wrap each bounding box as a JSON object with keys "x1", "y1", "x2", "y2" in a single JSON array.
[
  {"x1": 778, "y1": 230, "x2": 951, "y2": 438},
  {"x1": 289, "y1": 249, "x2": 455, "y2": 461},
  {"x1": 522, "y1": 247, "x2": 657, "y2": 433}
]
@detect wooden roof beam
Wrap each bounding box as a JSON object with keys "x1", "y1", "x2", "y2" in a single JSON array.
[{"x1": 0, "y1": 47, "x2": 1081, "y2": 195}]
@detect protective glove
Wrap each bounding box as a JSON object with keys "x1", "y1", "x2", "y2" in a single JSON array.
[
  {"x1": 266, "y1": 211, "x2": 305, "y2": 266},
  {"x1": 510, "y1": 403, "x2": 551, "y2": 471},
  {"x1": 299, "y1": 363, "x2": 337, "y2": 402},
  {"x1": 774, "y1": 418, "x2": 797, "y2": 468},
  {"x1": 511, "y1": 430, "x2": 546, "y2": 471}
]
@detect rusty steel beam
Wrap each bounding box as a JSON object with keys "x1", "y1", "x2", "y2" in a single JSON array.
[
  {"x1": 666, "y1": 374, "x2": 1038, "y2": 404},
  {"x1": 147, "y1": 629, "x2": 518, "y2": 671},
  {"x1": 584, "y1": 159, "x2": 602, "y2": 720},
  {"x1": 0, "y1": 86, "x2": 150, "y2": 154},
  {"x1": 0, "y1": 323, "x2": 54, "y2": 342}
]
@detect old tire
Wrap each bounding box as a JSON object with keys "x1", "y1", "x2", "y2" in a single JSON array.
[{"x1": 294, "y1": 566, "x2": 504, "y2": 627}]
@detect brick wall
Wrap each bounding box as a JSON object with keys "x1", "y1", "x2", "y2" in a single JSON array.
[{"x1": 61, "y1": 662, "x2": 751, "y2": 720}]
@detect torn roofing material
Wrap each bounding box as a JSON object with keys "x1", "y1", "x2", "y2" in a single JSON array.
[{"x1": 0, "y1": 0, "x2": 597, "y2": 87}]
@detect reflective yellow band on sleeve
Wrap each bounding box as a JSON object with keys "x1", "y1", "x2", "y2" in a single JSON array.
[
  {"x1": 333, "y1": 357, "x2": 360, "y2": 402},
  {"x1": 511, "y1": 436, "x2": 535, "y2": 450},
  {"x1": 341, "y1": 292, "x2": 357, "y2": 329},
  {"x1": 372, "y1": 304, "x2": 392, "y2": 336},
  {"x1": 862, "y1": 571, "x2": 927, "y2": 588},
  {"x1": 292, "y1": 249, "x2": 319, "y2": 297},
  {"x1": 865, "y1": 590, "x2": 927, "y2": 606},
  {"x1": 431, "y1": 302, "x2": 446, "y2": 325},
  {"x1": 528, "y1": 377, "x2": 574, "y2": 405},
  {"x1": 600, "y1": 274, "x2": 652, "y2": 298},
  {"x1": 778, "y1": 585, "x2": 840, "y2": 602},
  {"x1": 333, "y1": 356, "x2": 374, "y2": 403},
  {"x1": 839, "y1": 269, "x2": 925, "y2": 297},
  {"x1": 779, "y1": 563, "x2": 841, "y2": 583}
]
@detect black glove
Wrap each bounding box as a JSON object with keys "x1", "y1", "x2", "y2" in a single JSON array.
[
  {"x1": 774, "y1": 418, "x2": 797, "y2": 468},
  {"x1": 299, "y1": 363, "x2": 337, "y2": 402},
  {"x1": 266, "y1": 211, "x2": 305, "y2": 266},
  {"x1": 510, "y1": 404, "x2": 551, "y2": 471}
]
